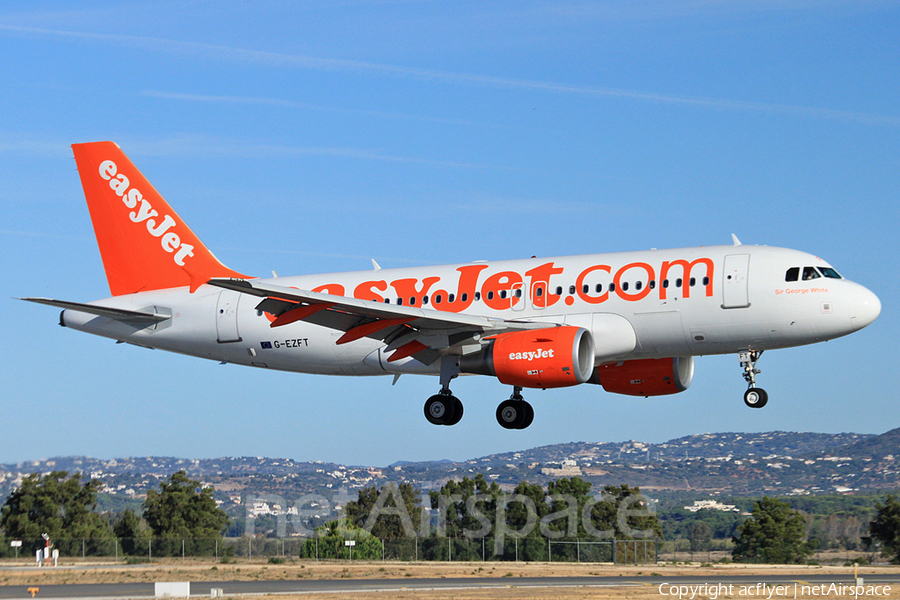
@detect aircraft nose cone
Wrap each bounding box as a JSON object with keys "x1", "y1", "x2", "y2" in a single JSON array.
[{"x1": 850, "y1": 285, "x2": 881, "y2": 331}]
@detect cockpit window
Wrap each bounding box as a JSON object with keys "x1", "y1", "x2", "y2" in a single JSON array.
[{"x1": 787, "y1": 265, "x2": 841, "y2": 282}]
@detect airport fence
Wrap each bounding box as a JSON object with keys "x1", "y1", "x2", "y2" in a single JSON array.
[
  {"x1": 656, "y1": 538, "x2": 735, "y2": 564},
  {"x1": 0, "y1": 537, "x2": 658, "y2": 564},
  {"x1": 4, "y1": 537, "x2": 882, "y2": 566}
]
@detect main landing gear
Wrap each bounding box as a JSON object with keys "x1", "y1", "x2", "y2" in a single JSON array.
[
  {"x1": 423, "y1": 387, "x2": 536, "y2": 429},
  {"x1": 424, "y1": 391, "x2": 463, "y2": 426},
  {"x1": 423, "y1": 387, "x2": 535, "y2": 429},
  {"x1": 422, "y1": 362, "x2": 535, "y2": 429},
  {"x1": 425, "y1": 359, "x2": 464, "y2": 426},
  {"x1": 496, "y1": 386, "x2": 534, "y2": 430},
  {"x1": 739, "y1": 350, "x2": 768, "y2": 409}
]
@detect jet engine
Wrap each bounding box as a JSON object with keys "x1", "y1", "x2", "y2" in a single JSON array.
[
  {"x1": 591, "y1": 356, "x2": 694, "y2": 396},
  {"x1": 460, "y1": 326, "x2": 594, "y2": 388}
]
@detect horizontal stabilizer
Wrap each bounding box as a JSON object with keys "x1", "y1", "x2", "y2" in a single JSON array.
[{"x1": 19, "y1": 298, "x2": 171, "y2": 323}]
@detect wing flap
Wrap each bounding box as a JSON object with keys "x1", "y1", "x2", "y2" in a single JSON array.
[{"x1": 271, "y1": 302, "x2": 335, "y2": 327}]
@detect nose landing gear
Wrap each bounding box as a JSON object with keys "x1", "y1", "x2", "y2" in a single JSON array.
[{"x1": 739, "y1": 350, "x2": 768, "y2": 408}]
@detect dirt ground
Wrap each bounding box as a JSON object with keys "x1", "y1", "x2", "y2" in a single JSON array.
[
  {"x1": 248, "y1": 588, "x2": 900, "y2": 600},
  {"x1": 0, "y1": 561, "x2": 897, "y2": 599},
  {"x1": 0, "y1": 560, "x2": 895, "y2": 583}
]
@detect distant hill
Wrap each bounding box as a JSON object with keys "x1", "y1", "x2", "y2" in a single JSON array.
[
  {"x1": 1, "y1": 430, "x2": 898, "y2": 522},
  {"x1": 832, "y1": 427, "x2": 900, "y2": 460}
]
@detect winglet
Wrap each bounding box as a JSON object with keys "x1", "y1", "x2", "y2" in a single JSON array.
[
  {"x1": 71, "y1": 142, "x2": 247, "y2": 296},
  {"x1": 731, "y1": 234, "x2": 742, "y2": 246}
]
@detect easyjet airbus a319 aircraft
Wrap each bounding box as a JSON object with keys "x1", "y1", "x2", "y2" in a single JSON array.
[{"x1": 22, "y1": 142, "x2": 881, "y2": 429}]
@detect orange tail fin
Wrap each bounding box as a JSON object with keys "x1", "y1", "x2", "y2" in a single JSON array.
[{"x1": 72, "y1": 142, "x2": 247, "y2": 296}]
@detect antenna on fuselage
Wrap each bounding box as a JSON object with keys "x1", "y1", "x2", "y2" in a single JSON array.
[{"x1": 731, "y1": 234, "x2": 742, "y2": 246}]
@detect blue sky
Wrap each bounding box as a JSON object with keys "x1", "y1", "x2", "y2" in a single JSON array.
[{"x1": 1, "y1": 1, "x2": 897, "y2": 468}]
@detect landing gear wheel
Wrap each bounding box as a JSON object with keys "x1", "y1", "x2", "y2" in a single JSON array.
[
  {"x1": 743, "y1": 387, "x2": 768, "y2": 409},
  {"x1": 424, "y1": 394, "x2": 463, "y2": 425},
  {"x1": 520, "y1": 401, "x2": 534, "y2": 429},
  {"x1": 424, "y1": 394, "x2": 450, "y2": 425},
  {"x1": 738, "y1": 351, "x2": 768, "y2": 409},
  {"x1": 445, "y1": 396, "x2": 463, "y2": 426},
  {"x1": 496, "y1": 399, "x2": 534, "y2": 429},
  {"x1": 496, "y1": 400, "x2": 520, "y2": 429}
]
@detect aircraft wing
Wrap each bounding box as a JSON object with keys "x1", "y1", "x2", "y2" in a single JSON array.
[{"x1": 208, "y1": 278, "x2": 556, "y2": 365}]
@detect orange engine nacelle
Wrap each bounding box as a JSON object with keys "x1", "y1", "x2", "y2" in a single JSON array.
[
  {"x1": 591, "y1": 357, "x2": 694, "y2": 397},
  {"x1": 459, "y1": 326, "x2": 595, "y2": 388}
]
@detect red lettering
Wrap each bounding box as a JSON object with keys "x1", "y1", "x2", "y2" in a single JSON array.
[
  {"x1": 613, "y1": 262, "x2": 654, "y2": 301},
  {"x1": 303, "y1": 256, "x2": 713, "y2": 318},
  {"x1": 575, "y1": 264, "x2": 611, "y2": 304},
  {"x1": 353, "y1": 280, "x2": 388, "y2": 302},
  {"x1": 390, "y1": 276, "x2": 440, "y2": 307},
  {"x1": 481, "y1": 271, "x2": 524, "y2": 310},
  {"x1": 525, "y1": 262, "x2": 564, "y2": 308},
  {"x1": 431, "y1": 265, "x2": 489, "y2": 313},
  {"x1": 659, "y1": 258, "x2": 713, "y2": 299}
]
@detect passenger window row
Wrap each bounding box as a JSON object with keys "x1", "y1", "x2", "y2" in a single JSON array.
[
  {"x1": 380, "y1": 276, "x2": 714, "y2": 306},
  {"x1": 559, "y1": 276, "x2": 710, "y2": 296},
  {"x1": 385, "y1": 288, "x2": 530, "y2": 306}
]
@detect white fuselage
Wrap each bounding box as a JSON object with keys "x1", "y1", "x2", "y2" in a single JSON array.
[{"x1": 61, "y1": 244, "x2": 881, "y2": 378}]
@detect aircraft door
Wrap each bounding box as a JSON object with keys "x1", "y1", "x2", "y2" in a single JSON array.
[
  {"x1": 511, "y1": 281, "x2": 525, "y2": 311},
  {"x1": 216, "y1": 290, "x2": 242, "y2": 343},
  {"x1": 722, "y1": 254, "x2": 750, "y2": 309}
]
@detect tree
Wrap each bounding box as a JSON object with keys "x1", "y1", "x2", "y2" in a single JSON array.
[
  {"x1": 659, "y1": 508, "x2": 742, "y2": 542},
  {"x1": 867, "y1": 494, "x2": 900, "y2": 564},
  {"x1": 503, "y1": 481, "x2": 550, "y2": 537},
  {"x1": 429, "y1": 474, "x2": 502, "y2": 539},
  {"x1": 143, "y1": 471, "x2": 228, "y2": 555},
  {"x1": 344, "y1": 483, "x2": 422, "y2": 539},
  {"x1": 303, "y1": 520, "x2": 382, "y2": 560},
  {"x1": 0, "y1": 471, "x2": 114, "y2": 556},
  {"x1": 113, "y1": 508, "x2": 151, "y2": 556},
  {"x1": 732, "y1": 497, "x2": 814, "y2": 564},
  {"x1": 688, "y1": 521, "x2": 712, "y2": 553},
  {"x1": 586, "y1": 484, "x2": 662, "y2": 540},
  {"x1": 545, "y1": 477, "x2": 593, "y2": 538}
]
